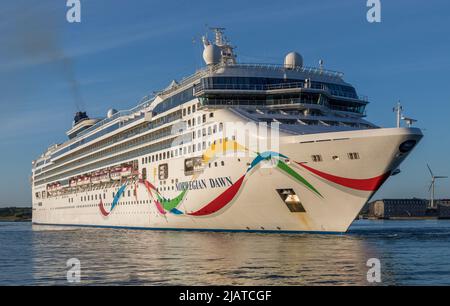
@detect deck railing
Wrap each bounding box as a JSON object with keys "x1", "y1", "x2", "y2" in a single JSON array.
[{"x1": 194, "y1": 81, "x2": 367, "y2": 102}]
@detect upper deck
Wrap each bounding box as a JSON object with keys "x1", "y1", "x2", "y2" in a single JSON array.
[{"x1": 32, "y1": 29, "x2": 374, "y2": 175}]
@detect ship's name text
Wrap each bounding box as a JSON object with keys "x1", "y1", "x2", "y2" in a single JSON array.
[{"x1": 176, "y1": 177, "x2": 233, "y2": 191}]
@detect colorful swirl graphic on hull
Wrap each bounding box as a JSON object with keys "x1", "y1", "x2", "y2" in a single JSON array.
[{"x1": 99, "y1": 145, "x2": 389, "y2": 217}]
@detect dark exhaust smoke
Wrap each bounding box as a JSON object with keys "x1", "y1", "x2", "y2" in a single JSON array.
[{"x1": 11, "y1": 2, "x2": 85, "y2": 111}]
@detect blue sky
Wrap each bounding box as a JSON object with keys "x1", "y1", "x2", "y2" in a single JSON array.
[{"x1": 1, "y1": 0, "x2": 449, "y2": 207}]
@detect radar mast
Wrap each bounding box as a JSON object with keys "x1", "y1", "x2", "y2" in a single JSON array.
[{"x1": 209, "y1": 27, "x2": 237, "y2": 65}]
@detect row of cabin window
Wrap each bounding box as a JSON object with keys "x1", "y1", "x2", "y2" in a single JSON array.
[
  {"x1": 81, "y1": 193, "x2": 106, "y2": 202},
  {"x1": 187, "y1": 112, "x2": 214, "y2": 127},
  {"x1": 143, "y1": 136, "x2": 235, "y2": 166},
  {"x1": 209, "y1": 161, "x2": 226, "y2": 168},
  {"x1": 158, "y1": 178, "x2": 179, "y2": 186},
  {"x1": 159, "y1": 186, "x2": 175, "y2": 192},
  {"x1": 57, "y1": 157, "x2": 223, "y2": 204},
  {"x1": 37, "y1": 111, "x2": 180, "y2": 183},
  {"x1": 182, "y1": 103, "x2": 201, "y2": 117},
  {"x1": 49, "y1": 109, "x2": 180, "y2": 166},
  {"x1": 192, "y1": 122, "x2": 223, "y2": 139},
  {"x1": 76, "y1": 200, "x2": 153, "y2": 207},
  {"x1": 39, "y1": 127, "x2": 171, "y2": 184},
  {"x1": 145, "y1": 161, "x2": 227, "y2": 192},
  {"x1": 142, "y1": 150, "x2": 176, "y2": 164},
  {"x1": 141, "y1": 145, "x2": 197, "y2": 165},
  {"x1": 111, "y1": 188, "x2": 173, "y2": 197},
  {"x1": 311, "y1": 152, "x2": 360, "y2": 162},
  {"x1": 112, "y1": 190, "x2": 136, "y2": 198},
  {"x1": 48, "y1": 112, "x2": 214, "y2": 178},
  {"x1": 141, "y1": 122, "x2": 224, "y2": 165}
]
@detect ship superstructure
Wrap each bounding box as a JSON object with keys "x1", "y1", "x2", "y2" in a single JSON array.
[{"x1": 31, "y1": 29, "x2": 422, "y2": 233}]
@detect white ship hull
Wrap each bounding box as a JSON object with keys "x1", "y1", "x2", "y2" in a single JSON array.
[
  {"x1": 32, "y1": 127, "x2": 422, "y2": 233},
  {"x1": 31, "y1": 29, "x2": 423, "y2": 234}
]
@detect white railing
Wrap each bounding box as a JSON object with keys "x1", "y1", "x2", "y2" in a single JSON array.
[
  {"x1": 195, "y1": 81, "x2": 367, "y2": 102},
  {"x1": 76, "y1": 97, "x2": 154, "y2": 139},
  {"x1": 52, "y1": 97, "x2": 156, "y2": 158},
  {"x1": 159, "y1": 62, "x2": 344, "y2": 96},
  {"x1": 49, "y1": 61, "x2": 348, "y2": 157},
  {"x1": 226, "y1": 63, "x2": 344, "y2": 78}
]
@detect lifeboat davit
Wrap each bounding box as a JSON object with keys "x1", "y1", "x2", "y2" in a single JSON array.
[
  {"x1": 91, "y1": 173, "x2": 102, "y2": 185},
  {"x1": 121, "y1": 166, "x2": 132, "y2": 177},
  {"x1": 78, "y1": 176, "x2": 91, "y2": 186},
  {"x1": 70, "y1": 178, "x2": 78, "y2": 188},
  {"x1": 100, "y1": 171, "x2": 111, "y2": 183},
  {"x1": 111, "y1": 168, "x2": 122, "y2": 181}
]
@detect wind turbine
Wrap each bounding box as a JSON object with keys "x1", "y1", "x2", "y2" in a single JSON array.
[{"x1": 427, "y1": 164, "x2": 448, "y2": 209}]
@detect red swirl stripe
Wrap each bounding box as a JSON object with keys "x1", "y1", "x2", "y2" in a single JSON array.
[
  {"x1": 188, "y1": 175, "x2": 246, "y2": 216},
  {"x1": 99, "y1": 199, "x2": 109, "y2": 217},
  {"x1": 142, "y1": 180, "x2": 166, "y2": 215},
  {"x1": 296, "y1": 162, "x2": 391, "y2": 191}
]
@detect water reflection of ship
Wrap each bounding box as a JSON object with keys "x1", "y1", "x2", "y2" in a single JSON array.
[{"x1": 31, "y1": 228, "x2": 376, "y2": 285}]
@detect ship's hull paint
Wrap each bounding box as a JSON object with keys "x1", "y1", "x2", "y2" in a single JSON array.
[
  {"x1": 32, "y1": 127, "x2": 422, "y2": 233},
  {"x1": 32, "y1": 222, "x2": 343, "y2": 235}
]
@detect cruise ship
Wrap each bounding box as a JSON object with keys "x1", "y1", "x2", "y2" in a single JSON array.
[{"x1": 31, "y1": 29, "x2": 422, "y2": 233}]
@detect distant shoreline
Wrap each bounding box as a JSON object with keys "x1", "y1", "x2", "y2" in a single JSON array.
[
  {"x1": 0, "y1": 219, "x2": 31, "y2": 222},
  {"x1": 0, "y1": 207, "x2": 32, "y2": 222},
  {"x1": 361, "y1": 216, "x2": 448, "y2": 220}
]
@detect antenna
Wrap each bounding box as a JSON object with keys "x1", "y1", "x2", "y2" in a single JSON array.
[
  {"x1": 393, "y1": 101, "x2": 403, "y2": 128},
  {"x1": 206, "y1": 27, "x2": 237, "y2": 65},
  {"x1": 401, "y1": 116, "x2": 418, "y2": 127},
  {"x1": 209, "y1": 27, "x2": 226, "y2": 46},
  {"x1": 393, "y1": 101, "x2": 418, "y2": 127},
  {"x1": 427, "y1": 164, "x2": 448, "y2": 209}
]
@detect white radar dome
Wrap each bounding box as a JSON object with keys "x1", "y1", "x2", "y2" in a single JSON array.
[
  {"x1": 284, "y1": 52, "x2": 303, "y2": 69},
  {"x1": 203, "y1": 44, "x2": 222, "y2": 66},
  {"x1": 107, "y1": 108, "x2": 118, "y2": 119}
]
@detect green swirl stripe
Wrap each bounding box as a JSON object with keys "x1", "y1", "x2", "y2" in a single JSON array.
[{"x1": 277, "y1": 160, "x2": 323, "y2": 198}]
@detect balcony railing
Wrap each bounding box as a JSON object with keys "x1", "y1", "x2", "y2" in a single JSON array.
[
  {"x1": 201, "y1": 97, "x2": 326, "y2": 107},
  {"x1": 225, "y1": 63, "x2": 344, "y2": 78},
  {"x1": 50, "y1": 97, "x2": 156, "y2": 159},
  {"x1": 194, "y1": 81, "x2": 367, "y2": 102},
  {"x1": 201, "y1": 97, "x2": 366, "y2": 115},
  {"x1": 76, "y1": 97, "x2": 154, "y2": 139}
]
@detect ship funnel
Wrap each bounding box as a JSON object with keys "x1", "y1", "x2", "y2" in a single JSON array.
[
  {"x1": 284, "y1": 52, "x2": 303, "y2": 69},
  {"x1": 73, "y1": 111, "x2": 89, "y2": 127}
]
